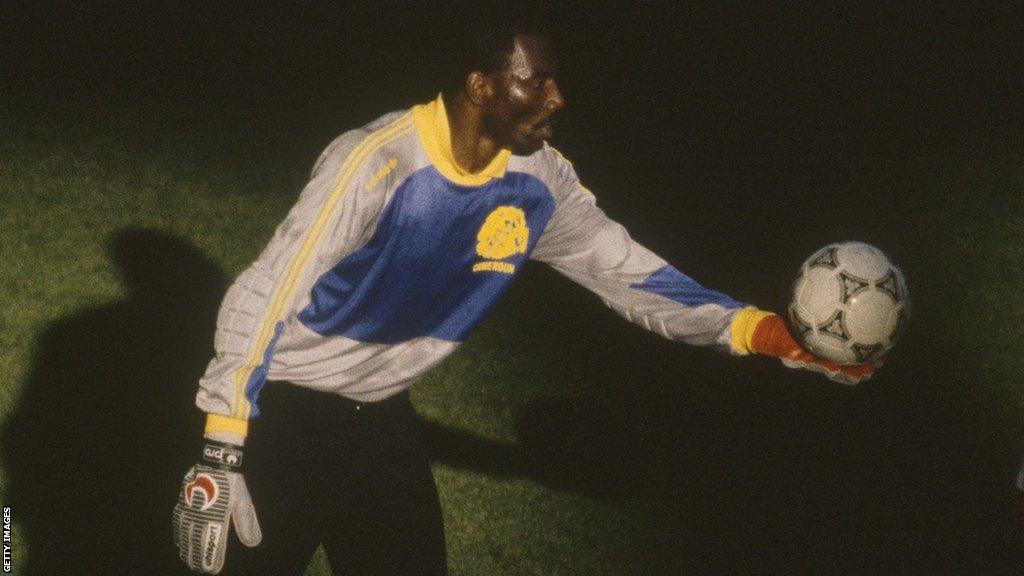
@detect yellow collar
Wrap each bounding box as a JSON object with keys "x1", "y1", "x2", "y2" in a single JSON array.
[{"x1": 412, "y1": 94, "x2": 511, "y2": 186}]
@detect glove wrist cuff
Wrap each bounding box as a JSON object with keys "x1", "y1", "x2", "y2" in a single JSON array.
[
  {"x1": 199, "y1": 439, "x2": 245, "y2": 472},
  {"x1": 730, "y1": 308, "x2": 777, "y2": 355},
  {"x1": 205, "y1": 413, "x2": 249, "y2": 438}
]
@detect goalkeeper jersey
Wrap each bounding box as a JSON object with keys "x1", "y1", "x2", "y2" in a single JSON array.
[{"x1": 197, "y1": 95, "x2": 748, "y2": 431}]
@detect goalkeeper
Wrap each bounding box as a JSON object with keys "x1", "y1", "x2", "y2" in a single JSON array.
[{"x1": 173, "y1": 21, "x2": 876, "y2": 576}]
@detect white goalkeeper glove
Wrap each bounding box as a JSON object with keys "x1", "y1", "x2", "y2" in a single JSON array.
[{"x1": 173, "y1": 439, "x2": 262, "y2": 574}]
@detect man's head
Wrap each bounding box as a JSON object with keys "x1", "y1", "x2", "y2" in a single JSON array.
[{"x1": 444, "y1": 23, "x2": 566, "y2": 155}]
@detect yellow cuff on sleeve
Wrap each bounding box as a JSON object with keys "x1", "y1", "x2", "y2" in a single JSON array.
[
  {"x1": 205, "y1": 414, "x2": 249, "y2": 438},
  {"x1": 730, "y1": 307, "x2": 776, "y2": 355}
]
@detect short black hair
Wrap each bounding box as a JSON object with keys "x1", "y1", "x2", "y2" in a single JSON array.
[{"x1": 439, "y1": 10, "x2": 553, "y2": 100}]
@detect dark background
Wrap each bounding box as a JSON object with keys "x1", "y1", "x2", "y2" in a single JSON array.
[{"x1": 2, "y1": 1, "x2": 1022, "y2": 574}]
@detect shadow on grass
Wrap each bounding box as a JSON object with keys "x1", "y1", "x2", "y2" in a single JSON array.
[
  {"x1": 1, "y1": 228, "x2": 222, "y2": 576},
  {"x1": 3, "y1": 226, "x2": 1020, "y2": 575},
  {"x1": 423, "y1": 263, "x2": 1024, "y2": 575}
]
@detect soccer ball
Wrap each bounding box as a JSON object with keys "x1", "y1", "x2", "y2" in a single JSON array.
[{"x1": 788, "y1": 241, "x2": 910, "y2": 365}]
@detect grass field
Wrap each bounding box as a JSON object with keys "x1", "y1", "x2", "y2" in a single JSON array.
[{"x1": 2, "y1": 4, "x2": 1022, "y2": 575}]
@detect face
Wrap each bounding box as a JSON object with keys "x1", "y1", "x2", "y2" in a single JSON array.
[{"x1": 481, "y1": 34, "x2": 566, "y2": 155}]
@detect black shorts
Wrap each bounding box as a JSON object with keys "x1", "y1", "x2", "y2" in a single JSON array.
[{"x1": 221, "y1": 382, "x2": 448, "y2": 576}]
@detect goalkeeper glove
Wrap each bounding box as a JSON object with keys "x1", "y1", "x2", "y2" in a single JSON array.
[
  {"x1": 733, "y1": 308, "x2": 877, "y2": 385},
  {"x1": 173, "y1": 439, "x2": 262, "y2": 574}
]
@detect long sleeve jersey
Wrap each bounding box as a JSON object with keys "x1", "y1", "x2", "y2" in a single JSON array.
[{"x1": 198, "y1": 95, "x2": 757, "y2": 437}]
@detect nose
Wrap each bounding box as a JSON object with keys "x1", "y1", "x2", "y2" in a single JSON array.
[{"x1": 546, "y1": 79, "x2": 565, "y2": 111}]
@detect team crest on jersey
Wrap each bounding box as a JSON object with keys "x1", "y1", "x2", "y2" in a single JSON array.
[
  {"x1": 185, "y1": 473, "x2": 219, "y2": 512},
  {"x1": 473, "y1": 206, "x2": 529, "y2": 274}
]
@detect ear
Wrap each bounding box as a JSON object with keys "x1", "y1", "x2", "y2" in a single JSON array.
[{"x1": 465, "y1": 71, "x2": 494, "y2": 106}]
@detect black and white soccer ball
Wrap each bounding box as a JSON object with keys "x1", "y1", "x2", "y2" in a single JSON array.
[{"x1": 788, "y1": 241, "x2": 910, "y2": 365}]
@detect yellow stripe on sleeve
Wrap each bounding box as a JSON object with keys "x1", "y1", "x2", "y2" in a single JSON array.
[{"x1": 229, "y1": 114, "x2": 415, "y2": 420}]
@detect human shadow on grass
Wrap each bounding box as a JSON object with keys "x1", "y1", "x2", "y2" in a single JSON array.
[
  {"x1": 423, "y1": 265, "x2": 1024, "y2": 575},
  {"x1": 0, "y1": 228, "x2": 223, "y2": 576}
]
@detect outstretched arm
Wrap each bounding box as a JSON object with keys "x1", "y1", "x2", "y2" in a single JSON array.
[{"x1": 531, "y1": 152, "x2": 875, "y2": 383}]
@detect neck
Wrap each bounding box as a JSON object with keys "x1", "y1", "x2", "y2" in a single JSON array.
[{"x1": 445, "y1": 93, "x2": 504, "y2": 173}]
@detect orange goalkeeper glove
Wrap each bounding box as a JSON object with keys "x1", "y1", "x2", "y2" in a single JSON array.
[{"x1": 732, "y1": 308, "x2": 878, "y2": 385}]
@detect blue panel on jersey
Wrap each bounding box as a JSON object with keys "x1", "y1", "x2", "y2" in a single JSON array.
[
  {"x1": 298, "y1": 167, "x2": 557, "y2": 343},
  {"x1": 630, "y1": 265, "x2": 744, "y2": 309}
]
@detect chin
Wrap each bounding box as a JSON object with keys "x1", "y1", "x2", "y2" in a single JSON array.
[{"x1": 509, "y1": 139, "x2": 545, "y2": 156}]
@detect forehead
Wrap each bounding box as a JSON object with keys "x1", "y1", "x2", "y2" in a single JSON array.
[{"x1": 506, "y1": 33, "x2": 559, "y2": 79}]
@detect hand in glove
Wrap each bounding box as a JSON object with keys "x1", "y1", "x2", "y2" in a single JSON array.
[
  {"x1": 734, "y1": 308, "x2": 878, "y2": 385},
  {"x1": 173, "y1": 439, "x2": 262, "y2": 573}
]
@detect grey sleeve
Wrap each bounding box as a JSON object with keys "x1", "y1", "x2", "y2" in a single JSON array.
[
  {"x1": 195, "y1": 130, "x2": 384, "y2": 421},
  {"x1": 530, "y1": 158, "x2": 745, "y2": 350}
]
